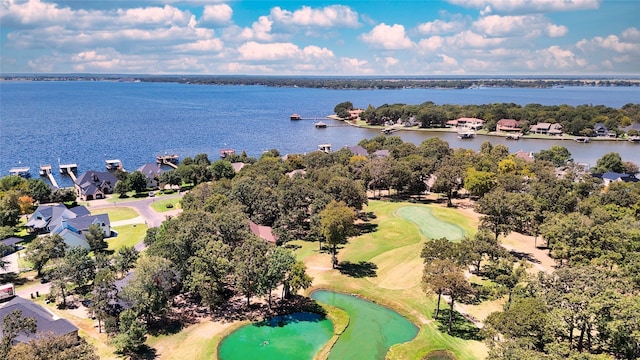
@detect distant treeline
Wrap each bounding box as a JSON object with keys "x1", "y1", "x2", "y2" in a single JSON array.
[
  {"x1": 3, "y1": 75, "x2": 639, "y2": 89},
  {"x1": 356, "y1": 101, "x2": 640, "y2": 136}
]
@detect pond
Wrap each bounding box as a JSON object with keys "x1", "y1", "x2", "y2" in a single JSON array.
[
  {"x1": 312, "y1": 290, "x2": 419, "y2": 360},
  {"x1": 218, "y1": 312, "x2": 333, "y2": 360}
]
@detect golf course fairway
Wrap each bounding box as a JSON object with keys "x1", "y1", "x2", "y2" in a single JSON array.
[
  {"x1": 312, "y1": 290, "x2": 419, "y2": 360},
  {"x1": 217, "y1": 312, "x2": 333, "y2": 360},
  {"x1": 396, "y1": 206, "x2": 465, "y2": 241}
]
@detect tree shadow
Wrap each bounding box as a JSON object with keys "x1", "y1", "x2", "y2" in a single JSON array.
[
  {"x1": 508, "y1": 250, "x2": 541, "y2": 264},
  {"x1": 0, "y1": 272, "x2": 27, "y2": 286},
  {"x1": 436, "y1": 309, "x2": 482, "y2": 341},
  {"x1": 355, "y1": 222, "x2": 378, "y2": 235},
  {"x1": 337, "y1": 261, "x2": 378, "y2": 278},
  {"x1": 131, "y1": 345, "x2": 157, "y2": 360}
]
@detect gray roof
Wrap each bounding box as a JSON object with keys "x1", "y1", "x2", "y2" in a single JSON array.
[
  {"x1": 0, "y1": 237, "x2": 23, "y2": 247},
  {"x1": 0, "y1": 296, "x2": 77, "y2": 343},
  {"x1": 373, "y1": 149, "x2": 390, "y2": 157},
  {"x1": 65, "y1": 214, "x2": 110, "y2": 232},
  {"x1": 136, "y1": 163, "x2": 164, "y2": 179},
  {"x1": 347, "y1": 145, "x2": 368, "y2": 157},
  {"x1": 75, "y1": 171, "x2": 118, "y2": 188}
]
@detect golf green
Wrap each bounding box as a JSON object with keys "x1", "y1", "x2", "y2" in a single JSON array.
[
  {"x1": 312, "y1": 290, "x2": 418, "y2": 360},
  {"x1": 218, "y1": 312, "x2": 333, "y2": 360},
  {"x1": 396, "y1": 206, "x2": 465, "y2": 241}
]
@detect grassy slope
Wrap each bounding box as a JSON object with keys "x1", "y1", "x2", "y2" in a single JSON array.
[
  {"x1": 108, "y1": 224, "x2": 147, "y2": 251},
  {"x1": 297, "y1": 200, "x2": 487, "y2": 360},
  {"x1": 150, "y1": 198, "x2": 182, "y2": 213},
  {"x1": 90, "y1": 206, "x2": 139, "y2": 222}
]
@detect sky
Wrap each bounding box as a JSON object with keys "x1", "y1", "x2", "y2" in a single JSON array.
[{"x1": 1, "y1": 0, "x2": 639, "y2": 75}]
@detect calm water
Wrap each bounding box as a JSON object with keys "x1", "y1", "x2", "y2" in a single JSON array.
[
  {"x1": 218, "y1": 312, "x2": 333, "y2": 360},
  {"x1": 1, "y1": 81, "x2": 639, "y2": 187},
  {"x1": 311, "y1": 290, "x2": 418, "y2": 360}
]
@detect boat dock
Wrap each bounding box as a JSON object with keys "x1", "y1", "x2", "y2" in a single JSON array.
[
  {"x1": 318, "y1": 144, "x2": 332, "y2": 153},
  {"x1": 156, "y1": 154, "x2": 179, "y2": 169},
  {"x1": 39, "y1": 165, "x2": 58, "y2": 188},
  {"x1": 9, "y1": 167, "x2": 30, "y2": 178},
  {"x1": 220, "y1": 149, "x2": 235, "y2": 158},
  {"x1": 59, "y1": 163, "x2": 78, "y2": 181},
  {"x1": 106, "y1": 159, "x2": 124, "y2": 172}
]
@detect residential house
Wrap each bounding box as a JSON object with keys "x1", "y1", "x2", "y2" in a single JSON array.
[
  {"x1": 231, "y1": 162, "x2": 246, "y2": 173},
  {"x1": 599, "y1": 172, "x2": 638, "y2": 186},
  {"x1": 497, "y1": 119, "x2": 521, "y2": 132},
  {"x1": 373, "y1": 149, "x2": 390, "y2": 158},
  {"x1": 530, "y1": 122, "x2": 563, "y2": 136},
  {"x1": 594, "y1": 123, "x2": 615, "y2": 137},
  {"x1": 1, "y1": 237, "x2": 24, "y2": 256},
  {"x1": 347, "y1": 145, "x2": 368, "y2": 157},
  {"x1": 514, "y1": 150, "x2": 535, "y2": 162},
  {"x1": 623, "y1": 123, "x2": 640, "y2": 134},
  {"x1": 0, "y1": 296, "x2": 78, "y2": 344},
  {"x1": 136, "y1": 163, "x2": 164, "y2": 189},
  {"x1": 249, "y1": 220, "x2": 277, "y2": 244},
  {"x1": 348, "y1": 109, "x2": 363, "y2": 120},
  {"x1": 25, "y1": 203, "x2": 111, "y2": 249},
  {"x1": 74, "y1": 171, "x2": 118, "y2": 201},
  {"x1": 457, "y1": 117, "x2": 484, "y2": 130}
]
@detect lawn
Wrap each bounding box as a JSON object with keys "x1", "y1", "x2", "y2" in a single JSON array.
[
  {"x1": 107, "y1": 224, "x2": 148, "y2": 251},
  {"x1": 150, "y1": 198, "x2": 182, "y2": 213},
  {"x1": 298, "y1": 200, "x2": 487, "y2": 360},
  {"x1": 90, "y1": 206, "x2": 139, "y2": 222}
]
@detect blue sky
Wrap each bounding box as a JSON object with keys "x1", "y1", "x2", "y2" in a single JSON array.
[{"x1": 1, "y1": 0, "x2": 638, "y2": 75}]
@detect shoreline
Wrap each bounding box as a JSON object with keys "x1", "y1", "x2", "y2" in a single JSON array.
[{"x1": 328, "y1": 115, "x2": 637, "y2": 143}]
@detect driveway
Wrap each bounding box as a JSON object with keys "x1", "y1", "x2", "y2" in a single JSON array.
[
  {"x1": 88, "y1": 193, "x2": 183, "y2": 228},
  {"x1": 1, "y1": 252, "x2": 19, "y2": 275}
]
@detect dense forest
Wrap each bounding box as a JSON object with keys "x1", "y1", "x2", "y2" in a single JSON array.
[
  {"x1": 1, "y1": 135, "x2": 639, "y2": 359},
  {"x1": 3, "y1": 74, "x2": 639, "y2": 89},
  {"x1": 346, "y1": 101, "x2": 640, "y2": 136}
]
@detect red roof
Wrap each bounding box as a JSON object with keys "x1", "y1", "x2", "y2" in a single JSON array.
[{"x1": 249, "y1": 220, "x2": 277, "y2": 244}]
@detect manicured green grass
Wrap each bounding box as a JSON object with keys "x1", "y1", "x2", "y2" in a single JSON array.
[
  {"x1": 396, "y1": 206, "x2": 465, "y2": 241},
  {"x1": 90, "y1": 206, "x2": 139, "y2": 222},
  {"x1": 300, "y1": 200, "x2": 486, "y2": 360},
  {"x1": 150, "y1": 198, "x2": 182, "y2": 213},
  {"x1": 108, "y1": 224, "x2": 147, "y2": 251}
]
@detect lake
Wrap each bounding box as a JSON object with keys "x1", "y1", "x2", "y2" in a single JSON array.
[{"x1": 1, "y1": 81, "x2": 638, "y2": 187}]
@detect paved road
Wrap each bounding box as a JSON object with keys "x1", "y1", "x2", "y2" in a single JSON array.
[{"x1": 87, "y1": 193, "x2": 183, "y2": 228}]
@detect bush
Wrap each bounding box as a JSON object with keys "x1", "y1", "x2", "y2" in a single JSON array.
[{"x1": 165, "y1": 203, "x2": 174, "y2": 209}]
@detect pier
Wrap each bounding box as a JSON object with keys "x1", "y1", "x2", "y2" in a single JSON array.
[
  {"x1": 106, "y1": 159, "x2": 124, "y2": 172},
  {"x1": 156, "y1": 154, "x2": 179, "y2": 169},
  {"x1": 9, "y1": 167, "x2": 30, "y2": 178},
  {"x1": 39, "y1": 165, "x2": 58, "y2": 188},
  {"x1": 59, "y1": 163, "x2": 78, "y2": 181}
]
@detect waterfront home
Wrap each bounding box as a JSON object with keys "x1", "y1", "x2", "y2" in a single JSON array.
[
  {"x1": 373, "y1": 149, "x2": 390, "y2": 158},
  {"x1": 136, "y1": 163, "x2": 164, "y2": 189},
  {"x1": 348, "y1": 109, "x2": 363, "y2": 120},
  {"x1": 0, "y1": 296, "x2": 78, "y2": 343},
  {"x1": 455, "y1": 117, "x2": 484, "y2": 130},
  {"x1": 25, "y1": 203, "x2": 111, "y2": 249},
  {"x1": 623, "y1": 123, "x2": 640, "y2": 134},
  {"x1": 594, "y1": 123, "x2": 615, "y2": 137},
  {"x1": 530, "y1": 122, "x2": 563, "y2": 136},
  {"x1": 347, "y1": 145, "x2": 368, "y2": 157},
  {"x1": 599, "y1": 172, "x2": 638, "y2": 186},
  {"x1": 514, "y1": 150, "x2": 535, "y2": 162},
  {"x1": 0, "y1": 237, "x2": 23, "y2": 256},
  {"x1": 497, "y1": 119, "x2": 521, "y2": 132},
  {"x1": 74, "y1": 170, "x2": 118, "y2": 200}
]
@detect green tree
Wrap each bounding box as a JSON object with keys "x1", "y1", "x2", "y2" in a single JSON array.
[
  {"x1": 318, "y1": 200, "x2": 355, "y2": 268},
  {"x1": 85, "y1": 223, "x2": 107, "y2": 252},
  {"x1": 262, "y1": 247, "x2": 296, "y2": 308},
  {"x1": 112, "y1": 309, "x2": 147, "y2": 356},
  {"x1": 113, "y1": 245, "x2": 139, "y2": 278},
  {"x1": 233, "y1": 236, "x2": 269, "y2": 307},
  {"x1": 121, "y1": 256, "x2": 177, "y2": 323},
  {"x1": 283, "y1": 261, "x2": 313, "y2": 299},
  {"x1": 25, "y1": 233, "x2": 67, "y2": 277},
  {"x1": 325, "y1": 176, "x2": 368, "y2": 211},
  {"x1": 63, "y1": 246, "x2": 96, "y2": 288},
  {"x1": 210, "y1": 160, "x2": 236, "y2": 180},
  {"x1": 475, "y1": 189, "x2": 534, "y2": 242},
  {"x1": 27, "y1": 178, "x2": 52, "y2": 203},
  {"x1": 88, "y1": 268, "x2": 117, "y2": 333},
  {"x1": 114, "y1": 180, "x2": 129, "y2": 197},
  {"x1": 8, "y1": 333, "x2": 98, "y2": 360},
  {"x1": 186, "y1": 240, "x2": 230, "y2": 311},
  {"x1": 422, "y1": 258, "x2": 457, "y2": 320},
  {"x1": 592, "y1": 152, "x2": 625, "y2": 174},
  {"x1": 534, "y1": 145, "x2": 572, "y2": 166},
  {"x1": 0, "y1": 310, "x2": 37, "y2": 359},
  {"x1": 127, "y1": 171, "x2": 148, "y2": 194},
  {"x1": 464, "y1": 168, "x2": 496, "y2": 197}
]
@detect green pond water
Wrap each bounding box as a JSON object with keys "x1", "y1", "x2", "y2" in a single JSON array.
[
  {"x1": 312, "y1": 290, "x2": 419, "y2": 360},
  {"x1": 218, "y1": 312, "x2": 333, "y2": 360}
]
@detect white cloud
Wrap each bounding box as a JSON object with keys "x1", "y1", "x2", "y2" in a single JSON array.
[
  {"x1": 269, "y1": 5, "x2": 359, "y2": 28},
  {"x1": 339, "y1": 57, "x2": 374, "y2": 74},
  {"x1": 116, "y1": 5, "x2": 193, "y2": 27},
  {"x1": 360, "y1": 23, "x2": 413, "y2": 50},
  {"x1": 446, "y1": 0, "x2": 601, "y2": 14},
  {"x1": 200, "y1": 3, "x2": 233, "y2": 26},
  {"x1": 473, "y1": 15, "x2": 565, "y2": 38},
  {"x1": 237, "y1": 41, "x2": 334, "y2": 62},
  {"x1": 417, "y1": 19, "x2": 466, "y2": 35},
  {"x1": 448, "y1": 30, "x2": 505, "y2": 48},
  {"x1": 174, "y1": 38, "x2": 224, "y2": 52},
  {"x1": 621, "y1": 27, "x2": 640, "y2": 41},
  {"x1": 417, "y1": 36, "x2": 444, "y2": 53}
]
